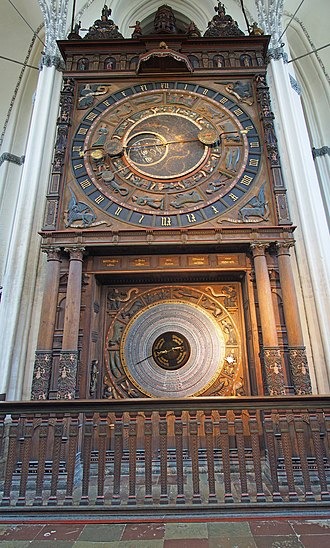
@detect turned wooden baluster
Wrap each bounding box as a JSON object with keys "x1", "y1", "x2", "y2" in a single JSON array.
[
  {"x1": 33, "y1": 414, "x2": 50, "y2": 506},
  {"x1": 278, "y1": 411, "x2": 298, "y2": 501},
  {"x1": 159, "y1": 411, "x2": 168, "y2": 504},
  {"x1": 219, "y1": 410, "x2": 233, "y2": 503},
  {"x1": 128, "y1": 412, "x2": 137, "y2": 505},
  {"x1": 234, "y1": 410, "x2": 250, "y2": 503},
  {"x1": 96, "y1": 412, "x2": 108, "y2": 505},
  {"x1": 80, "y1": 412, "x2": 94, "y2": 505},
  {"x1": 324, "y1": 410, "x2": 330, "y2": 463},
  {"x1": 1, "y1": 414, "x2": 19, "y2": 506},
  {"x1": 144, "y1": 411, "x2": 153, "y2": 505},
  {"x1": 64, "y1": 413, "x2": 80, "y2": 506},
  {"x1": 189, "y1": 410, "x2": 201, "y2": 504},
  {"x1": 248, "y1": 410, "x2": 266, "y2": 502},
  {"x1": 112, "y1": 411, "x2": 123, "y2": 505},
  {"x1": 16, "y1": 414, "x2": 34, "y2": 506},
  {"x1": 293, "y1": 411, "x2": 314, "y2": 501},
  {"x1": 174, "y1": 410, "x2": 185, "y2": 504},
  {"x1": 48, "y1": 414, "x2": 64, "y2": 506},
  {"x1": 0, "y1": 414, "x2": 5, "y2": 466},
  {"x1": 310, "y1": 411, "x2": 330, "y2": 500},
  {"x1": 204, "y1": 410, "x2": 217, "y2": 504},
  {"x1": 264, "y1": 410, "x2": 282, "y2": 502}
]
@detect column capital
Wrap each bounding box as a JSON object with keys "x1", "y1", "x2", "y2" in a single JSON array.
[
  {"x1": 276, "y1": 240, "x2": 295, "y2": 256},
  {"x1": 42, "y1": 246, "x2": 62, "y2": 261},
  {"x1": 64, "y1": 246, "x2": 86, "y2": 261},
  {"x1": 40, "y1": 53, "x2": 65, "y2": 71},
  {"x1": 250, "y1": 242, "x2": 270, "y2": 258}
]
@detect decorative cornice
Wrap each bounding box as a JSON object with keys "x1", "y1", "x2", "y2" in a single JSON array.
[
  {"x1": 312, "y1": 146, "x2": 330, "y2": 159},
  {"x1": 0, "y1": 153, "x2": 25, "y2": 167}
]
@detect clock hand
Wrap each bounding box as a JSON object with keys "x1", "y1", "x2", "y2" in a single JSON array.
[
  {"x1": 135, "y1": 354, "x2": 153, "y2": 365},
  {"x1": 124, "y1": 129, "x2": 248, "y2": 150},
  {"x1": 155, "y1": 345, "x2": 184, "y2": 355},
  {"x1": 124, "y1": 138, "x2": 203, "y2": 150}
]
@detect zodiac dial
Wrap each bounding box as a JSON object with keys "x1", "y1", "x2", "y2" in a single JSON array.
[{"x1": 71, "y1": 82, "x2": 262, "y2": 227}]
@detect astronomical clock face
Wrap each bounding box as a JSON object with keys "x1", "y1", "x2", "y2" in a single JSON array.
[{"x1": 70, "y1": 81, "x2": 263, "y2": 228}]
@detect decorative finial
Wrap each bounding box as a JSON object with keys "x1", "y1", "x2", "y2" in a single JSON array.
[{"x1": 250, "y1": 22, "x2": 264, "y2": 35}]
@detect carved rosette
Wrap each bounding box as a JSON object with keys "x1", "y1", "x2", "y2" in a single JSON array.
[
  {"x1": 289, "y1": 347, "x2": 312, "y2": 395},
  {"x1": 262, "y1": 347, "x2": 286, "y2": 395},
  {"x1": 31, "y1": 351, "x2": 53, "y2": 400},
  {"x1": 57, "y1": 351, "x2": 79, "y2": 399}
]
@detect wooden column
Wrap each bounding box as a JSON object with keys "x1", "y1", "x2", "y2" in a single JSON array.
[
  {"x1": 251, "y1": 243, "x2": 286, "y2": 395},
  {"x1": 57, "y1": 247, "x2": 85, "y2": 399},
  {"x1": 276, "y1": 241, "x2": 312, "y2": 394},
  {"x1": 31, "y1": 247, "x2": 61, "y2": 400}
]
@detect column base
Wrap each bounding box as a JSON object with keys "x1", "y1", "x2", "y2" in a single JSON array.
[
  {"x1": 57, "y1": 350, "x2": 79, "y2": 399},
  {"x1": 288, "y1": 346, "x2": 312, "y2": 394},
  {"x1": 31, "y1": 351, "x2": 53, "y2": 400},
  {"x1": 262, "y1": 347, "x2": 286, "y2": 395}
]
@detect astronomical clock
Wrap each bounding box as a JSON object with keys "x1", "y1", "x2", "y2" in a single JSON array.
[
  {"x1": 68, "y1": 81, "x2": 266, "y2": 229},
  {"x1": 35, "y1": 3, "x2": 297, "y2": 403}
]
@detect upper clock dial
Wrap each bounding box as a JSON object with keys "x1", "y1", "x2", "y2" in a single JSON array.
[
  {"x1": 123, "y1": 112, "x2": 209, "y2": 179},
  {"x1": 71, "y1": 81, "x2": 262, "y2": 228}
]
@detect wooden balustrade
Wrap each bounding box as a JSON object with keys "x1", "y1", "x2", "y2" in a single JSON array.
[{"x1": 0, "y1": 396, "x2": 330, "y2": 513}]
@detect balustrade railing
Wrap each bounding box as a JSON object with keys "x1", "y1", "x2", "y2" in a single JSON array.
[{"x1": 0, "y1": 396, "x2": 330, "y2": 513}]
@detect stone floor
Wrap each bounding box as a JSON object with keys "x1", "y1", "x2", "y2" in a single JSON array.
[{"x1": 0, "y1": 518, "x2": 330, "y2": 547}]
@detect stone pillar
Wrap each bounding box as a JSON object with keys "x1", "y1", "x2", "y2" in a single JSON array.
[
  {"x1": 268, "y1": 57, "x2": 330, "y2": 392},
  {"x1": 0, "y1": 65, "x2": 62, "y2": 401},
  {"x1": 57, "y1": 247, "x2": 85, "y2": 399},
  {"x1": 31, "y1": 247, "x2": 62, "y2": 400},
  {"x1": 251, "y1": 243, "x2": 286, "y2": 395},
  {"x1": 276, "y1": 241, "x2": 312, "y2": 394}
]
